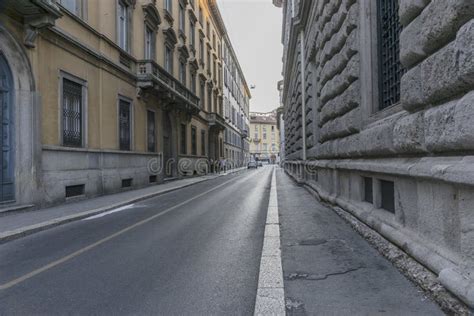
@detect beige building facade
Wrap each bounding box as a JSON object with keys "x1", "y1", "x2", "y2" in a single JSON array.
[
  {"x1": 249, "y1": 111, "x2": 280, "y2": 163},
  {"x1": 0, "y1": 0, "x2": 227, "y2": 207}
]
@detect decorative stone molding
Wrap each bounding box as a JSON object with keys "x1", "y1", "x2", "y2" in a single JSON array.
[{"x1": 142, "y1": 3, "x2": 162, "y2": 30}]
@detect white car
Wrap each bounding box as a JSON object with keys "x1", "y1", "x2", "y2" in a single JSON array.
[{"x1": 248, "y1": 160, "x2": 257, "y2": 169}]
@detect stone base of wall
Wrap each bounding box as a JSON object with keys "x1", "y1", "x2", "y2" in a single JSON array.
[
  {"x1": 40, "y1": 146, "x2": 164, "y2": 206},
  {"x1": 283, "y1": 158, "x2": 474, "y2": 308}
]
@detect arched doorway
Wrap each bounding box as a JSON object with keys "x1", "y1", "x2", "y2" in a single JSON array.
[
  {"x1": 162, "y1": 111, "x2": 175, "y2": 178},
  {"x1": 0, "y1": 54, "x2": 14, "y2": 202}
]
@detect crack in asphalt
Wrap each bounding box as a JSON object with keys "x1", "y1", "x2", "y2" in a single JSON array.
[{"x1": 285, "y1": 266, "x2": 365, "y2": 281}]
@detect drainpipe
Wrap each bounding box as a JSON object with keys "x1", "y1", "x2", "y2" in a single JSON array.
[{"x1": 299, "y1": 30, "x2": 306, "y2": 161}]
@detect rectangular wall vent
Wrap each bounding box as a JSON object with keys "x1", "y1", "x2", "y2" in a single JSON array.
[
  {"x1": 65, "y1": 184, "x2": 85, "y2": 198},
  {"x1": 149, "y1": 175, "x2": 157, "y2": 183},
  {"x1": 364, "y1": 177, "x2": 373, "y2": 203},
  {"x1": 380, "y1": 180, "x2": 395, "y2": 213},
  {"x1": 122, "y1": 178, "x2": 133, "y2": 188}
]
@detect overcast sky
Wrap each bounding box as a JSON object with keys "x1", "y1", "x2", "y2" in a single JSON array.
[{"x1": 217, "y1": 0, "x2": 283, "y2": 113}]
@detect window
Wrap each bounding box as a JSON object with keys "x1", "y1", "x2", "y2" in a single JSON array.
[
  {"x1": 180, "y1": 123, "x2": 187, "y2": 155},
  {"x1": 62, "y1": 78, "x2": 84, "y2": 147},
  {"x1": 165, "y1": 0, "x2": 172, "y2": 13},
  {"x1": 212, "y1": 33, "x2": 216, "y2": 48},
  {"x1": 191, "y1": 126, "x2": 197, "y2": 155},
  {"x1": 60, "y1": 0, "x2": 85, "y2": 19},
  {"x1": 200, "y1": 81, "x2": 205, "y2": 108},
  {"x1": 144, "y1": 26, "x2": 155, "y2": 59},
  {"x1": 189, "y1": 20, "x2": 196, "y2": 49},
  {"x1": 207, "y1": 48, "x2": 211, "y2": 73},
  {"x1": 190, "y1": 72, "x2": 196, "y2": 93},
  {"x1": 119, "y1": 98, "x2": 132, "y2": 151},
  {"x1": 201, "y1": 130, "x2": 206, "y2": 156},
  {"x1": 207, "y1": 88, "x2": 212, "y2": 112},
  {"x1": 199, "y1": 37, "x2": 204, "y2": 63},
  {"x1": 206, "y1": 21, "x2": 210, "y2": 38},
  {"x1": 165, "y1": 45, "x2": 173, "y2": 74},
  {"x1": 377, "y1": 0, "x2": 405, "y2": 109},
  {"x1": 179, "y1": 4, "x2": 185, "y2": 32},
  {"x1": 179, "y1": 60, "x2": 186, "y2": 84},
  {"x1": 118, "y1": 0, "x2": 129, "y2": 51},
  {"x1": 199, "y1": 6, "x2": 203, "y2": 24},
  {"x1": 147, "y1": 110, "x2": 156, "y2": 152}
]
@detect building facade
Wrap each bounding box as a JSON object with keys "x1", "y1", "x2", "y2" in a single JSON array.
[
  {"x1": 219, "y1": 18, "x2": 251, "y2": 167},
  {"x1": 275, "y1": 0, "x2": 474, "y2": 308},
  {"x1": 0, "y1": 0, "x2": 230, "y2": 208},
  {"x1": 249, "y1": 111, "x2": 280, "y2": 163}
]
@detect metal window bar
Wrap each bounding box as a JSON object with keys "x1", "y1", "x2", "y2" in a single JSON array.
[
  {"x1": 377, "y1": 0, "x2": 405, "y2": 109},
  {"x1": 63, "y1": 78, "x2": 82, "y2": 147},
  {"x1": 119, "y1": 100, "x2": 131, "y2": 151},
  {"x1": 147, "y1": 110, "x2": 156, "y2": 152}
]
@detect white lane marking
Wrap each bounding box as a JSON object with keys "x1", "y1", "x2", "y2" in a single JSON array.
[
  {"x1": 0, "y1": 175, "x2": 240, "y2": 291},
  {"x1": 254, "y1": 167, "x2": 286, "y2": 316},
  {"x1": 82, "y1": 204, "x2": 136, "y2": 220}
]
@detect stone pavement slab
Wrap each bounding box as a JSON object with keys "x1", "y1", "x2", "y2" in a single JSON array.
[{"x1": 276, "y1": 168, "x2": 443, "y2": 315}]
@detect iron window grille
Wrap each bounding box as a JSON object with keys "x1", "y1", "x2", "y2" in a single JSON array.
[
  {"x1": 201, "y1": 130, "x2": 206, "y2": 156},
  {"x1": 180, "y1": 123, "x2": 187, "y2": 155},
  {"x1": 191, "y1": 126, "x2": 197, "y2": 155},
  {"x1": 62, "y1": 78, "x2": 83, "y2": 147},
  {"x1": 147, "y1": 110, "x2": 156, "y2": 152},
  {"x1": 119, "y1": 99, "x2": 131, "y2": 151},
  {"x1": 377, "y1": 0, "x2": 405, "y2": 110}
]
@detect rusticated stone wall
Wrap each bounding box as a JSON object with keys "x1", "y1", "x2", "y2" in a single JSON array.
[{"x1": 280, "y1": 0, "x2": 474, "y2": 308}]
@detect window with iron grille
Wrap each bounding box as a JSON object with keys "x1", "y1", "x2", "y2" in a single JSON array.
[
  {"x1": 191, "y1": 126, "x2": 197, "y2": 155},
  {"x1": 147, "y1": 110, "x2": 156, "y2": 152},
  {"x1": 201, "y1": 130, "x2": 206, "y2": 156},
  {"x1": 180, "y1": 123, "x2": 187, "y2": 155},
  {"x1": 377, "y1": 0, "x2": 405, "y2": 110},
  {"x1": 62, "y1": 78, "x2": 83, "y2": 147},
  {"x1": 119, "y1": 99, "x2": 131, "y2": 151}
]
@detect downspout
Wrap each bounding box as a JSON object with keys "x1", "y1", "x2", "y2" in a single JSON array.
[{"x1": 299, "y1": 30, "x2": 306, "y2": 161}]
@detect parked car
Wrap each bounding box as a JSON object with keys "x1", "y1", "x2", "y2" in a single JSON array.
[
  {"x1": 248, "y1": 160, "x2": 257, "y2": 169},
  {"x1": 257, "y1": 161, "x2": 263, "y2": 167}
]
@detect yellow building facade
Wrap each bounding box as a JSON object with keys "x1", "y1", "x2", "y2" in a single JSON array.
[
  {"x1": 249, "y1": 111, "x2": 280, "y2": 163},
  {"x1": 0, "y1": 0, "x2": 227, "y2": 207}
]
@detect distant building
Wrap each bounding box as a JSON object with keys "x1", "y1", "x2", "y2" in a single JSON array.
[
  {"x1": 216, "y1": 6, "x2": 251, "y2": 168},
  {"x1": 249, "y1": 111, "x2": 280, "y2": 163}
]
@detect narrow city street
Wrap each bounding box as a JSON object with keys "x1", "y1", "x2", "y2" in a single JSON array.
[
  {"x1": 0, "y1": 168, "x2": 272, "y2": 315},
  {"x1": 0, "y1": 166, "x2": 443, "y2": 315}
]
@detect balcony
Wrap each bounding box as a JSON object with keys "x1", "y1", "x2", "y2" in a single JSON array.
[
  {"x1": 137, "y1": 60, "x2": 201, "y2": 114},
  {"x1": 207, "y1": 112, "x2": 226, "y2": 131},
  {"x1": 241, "y1": 129, "x2": 248, "y2": 138}
]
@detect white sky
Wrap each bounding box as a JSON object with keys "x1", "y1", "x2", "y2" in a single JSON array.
[{"x1": 217, "y1": 0, "x2": 283, "y2": 113}]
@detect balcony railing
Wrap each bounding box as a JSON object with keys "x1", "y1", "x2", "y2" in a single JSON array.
[
  {"x1": 207, "y1": 112, "x2": 226, "y2": 130},
  {"x1": 137, "y1": 60, "x2": 201, "y2": 111}
]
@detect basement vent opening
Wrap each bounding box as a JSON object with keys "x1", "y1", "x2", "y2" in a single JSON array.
[
  {"x1": 65, "y1": 184, "x2": 85, "y2": 198},
  {"x1": 149, "y1": 175, "x2": 157, "y2": 183},
  {"x1": 380, "y1": 180, "x2": 395, "y2": 213},
  {"x1": 122, "y1": 178, "x2": 133, "y2": 188},
  {"x1": 363, "y1": 177, "x2": 373, "y2": 203}
]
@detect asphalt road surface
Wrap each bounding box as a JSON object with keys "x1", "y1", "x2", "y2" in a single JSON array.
[{"x1": 0, "y1": 167, "x2": 273, "y2": 315}]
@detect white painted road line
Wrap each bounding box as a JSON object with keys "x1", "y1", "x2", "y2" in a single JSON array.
[
  {"x1": 83, "y1": 204, "x2": 136, "y2": 220},
  {"x1": 254, "y1": 167, "x2": 286, "y2": 316}
]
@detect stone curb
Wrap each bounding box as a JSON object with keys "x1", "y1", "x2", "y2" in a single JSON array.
[
  {"x1": 0, "y1": 168, "x2": 246, "y2": 244},
  {"x1": 254, "y1": 167, "x2": 286, "y2": 316}
]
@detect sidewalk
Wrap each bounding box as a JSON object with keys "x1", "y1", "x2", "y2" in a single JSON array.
[
  {"x1": 275, "y1": 168, "x2": 443, "y2": 315},
  {"x1": 0, "y1": 167, "x2": 246, "y2": 243}
]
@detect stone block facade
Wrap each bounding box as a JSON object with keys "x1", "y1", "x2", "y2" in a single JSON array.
[{"x1": 275, "y1": 0, "x2": 474, "y2": 308}]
